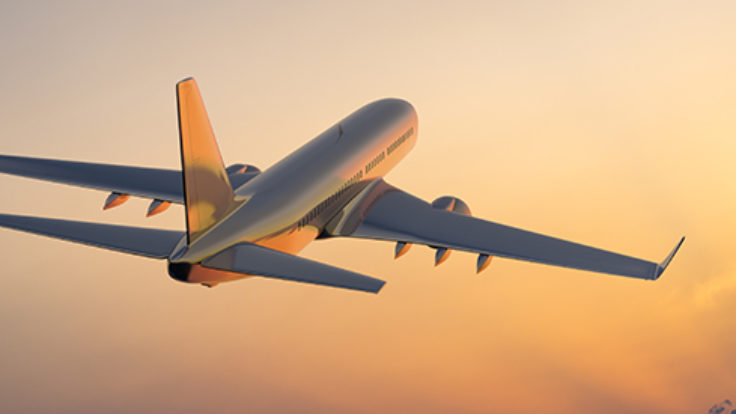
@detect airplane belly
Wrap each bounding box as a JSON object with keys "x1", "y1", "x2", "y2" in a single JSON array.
[{"x1": 186, "y1": 264, "x2": 247, "y2": 287}]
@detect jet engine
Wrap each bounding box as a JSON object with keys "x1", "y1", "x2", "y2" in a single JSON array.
[
  {"x1": 226, "y1": 163, "x2": 262, "y2": 192},
  {"x1": 431, "y1": 196, "x2": 471, "y2": 216},
  {"x1": 430, "y1": 196, "x2": 476, "y2": 267},
  {"x1": 225, "y1": 163, "x2": 261, "y2": 175}
]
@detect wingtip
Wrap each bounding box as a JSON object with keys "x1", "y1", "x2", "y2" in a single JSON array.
[{"x1": 654, "y1": 236, "x2": 685, "y2": 279}]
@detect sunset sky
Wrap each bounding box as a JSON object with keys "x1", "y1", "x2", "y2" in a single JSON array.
[{"x1": 1, "y1": 1, "x2": 735, "y2": 413}]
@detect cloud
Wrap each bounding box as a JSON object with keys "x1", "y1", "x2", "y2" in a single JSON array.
[{"x1": 694, "y1": 273, "x2": 736, "y2": 309}]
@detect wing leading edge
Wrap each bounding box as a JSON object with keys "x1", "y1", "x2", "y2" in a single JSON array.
[{"x1": 327, "y1": 179, "x2": 683, "y2": 280}]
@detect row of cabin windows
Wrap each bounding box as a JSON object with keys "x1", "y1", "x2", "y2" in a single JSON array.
[
  {"x1": 297, "y1": 171, "x2": 364, "y2": 229},
  {"x1": 297, "y1": 128, "x2": 414, "y2": 229},
  {"x1": 363, "y1": 126, "x2": 414, "y2": 177},
  {"x1": 365, "y1": 151, "x2": 385, "y2": 174},
  {"x1": 387, "y1": 126, "x2": 414, "y2": 155}
]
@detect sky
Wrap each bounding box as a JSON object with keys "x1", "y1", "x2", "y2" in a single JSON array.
[{"x1": 0, "y1": 1, "x2": 735, "y2": 413}]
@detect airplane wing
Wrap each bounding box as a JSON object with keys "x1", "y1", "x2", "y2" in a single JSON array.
[
  {"x1": 0, "y1": 213, "x2": 183, "y2": 258},
  {"x1": 326, "y1": 179, "x2": 684, "y2": 280},
  {"x1": 0, "y1": 155, "x2": 259, "y2": 204},
  {"x1": 202, "y1": 242, "x2": 386, "y2": 293}
]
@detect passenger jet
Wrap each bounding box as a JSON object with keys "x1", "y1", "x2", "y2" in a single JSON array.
[{"x1": 0, "y1": 78, "x2": 684, "y2": 293}]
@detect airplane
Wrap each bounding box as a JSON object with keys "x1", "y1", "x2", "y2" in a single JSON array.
[{"x1": 0, "y1": 77, "x2": 684, "y2": 293}]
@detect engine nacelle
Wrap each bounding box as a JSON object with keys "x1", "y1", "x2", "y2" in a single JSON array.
[
  {"x1": 395, "y1": 241, "x2": 412, "y2": 259},
  {"x1": 225, "y1": 163, "x2": 261, "y2": 175},
  {"x1": 430, "y1": 196, "x2": 472, "y2": 266},
  {"x1": 431, "y1": 196, "x2": 471, "y2": 216},
  {"x1": 477, "y1": 254, "x2": 492, "y2": 273},
  {"x1": 226, "y1": 163, "x2": 261, "y2": 191},
  {"x1": 103, "y1": 192, "x2": 130, "y2": 210},
  {"x1": 146, "y1": 199, "x2": 172, "y2": 217}
]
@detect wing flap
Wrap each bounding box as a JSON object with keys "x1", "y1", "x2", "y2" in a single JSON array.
[
  {"x1": 0, "y1": 213, "x2": 183, "y2": 258},
  {"x1": 201, "y1": 242, "x2": 385, "y2": 293},
  {"x1": 331, "y1": 180, "x2": 682, "y2": 280}
]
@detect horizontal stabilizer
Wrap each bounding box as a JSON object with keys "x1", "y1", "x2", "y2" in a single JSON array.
[
  {"x1": 202, "y1": 242, "x2": 385, "y2": 293},
  {"x1": 0, "y1": 213, "x2": 183, "y2": 258}
]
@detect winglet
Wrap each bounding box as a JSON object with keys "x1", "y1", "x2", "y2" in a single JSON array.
[{"x1": 654, "y1": 236, "x2": 685, "y2": 279}]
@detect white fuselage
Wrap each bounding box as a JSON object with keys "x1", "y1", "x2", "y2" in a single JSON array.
[{"x1": 172, "y1": 98, "x2": 418, "y2": 284}]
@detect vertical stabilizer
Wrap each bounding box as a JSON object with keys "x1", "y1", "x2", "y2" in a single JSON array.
[{"x1": 176, "y1": 77, "x2": 237, "y2": 244}]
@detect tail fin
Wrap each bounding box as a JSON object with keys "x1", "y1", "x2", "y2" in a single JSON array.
[{"x1": 176, "y1": 77, "x2": 238, "y2": 244}]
